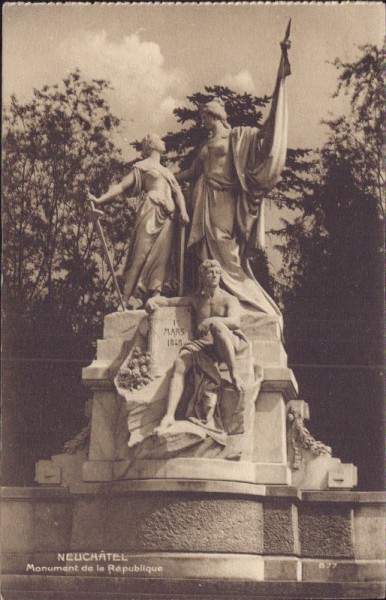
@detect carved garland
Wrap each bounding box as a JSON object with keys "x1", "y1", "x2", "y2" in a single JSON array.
[
  {"x1": 287, "y1": 407, "x2": 332, "y2": 470},
  {"x1": 63, "y1": 422, "x2": 91, "y2": 455},
  {"x1": 116, "y1": 346, "x2": 154, "y2": 391}
]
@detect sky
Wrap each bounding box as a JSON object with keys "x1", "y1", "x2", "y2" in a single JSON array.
[
  {"x1": 3, "y1": 2, "x2": 384, "y2": 157},
  {"x1": 2, "y1": 2, "x2": 384, "y2": 269}
]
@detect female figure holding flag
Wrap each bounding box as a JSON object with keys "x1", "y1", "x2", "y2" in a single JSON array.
[{"x1": 176, "y1": 26, "x2": 291, "y2": 327}]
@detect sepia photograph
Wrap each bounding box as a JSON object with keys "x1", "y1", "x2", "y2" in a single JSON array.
[{"x1": 2, "y1": 2, "x2": 385, "y2": 599}]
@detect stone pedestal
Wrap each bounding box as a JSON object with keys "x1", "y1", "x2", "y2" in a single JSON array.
[
  {"x1": 1, "y1": 484, "x2": 384, "y2": 598},
  {"x1": 77, "y1": 308, "x2": 301, "y2": 485},
  {"x1": 35, "y1": 307, "x2": 357, "y2": 490},
  {"x1": 25, "y1": 307, "x2": 372, "y2": 598}
]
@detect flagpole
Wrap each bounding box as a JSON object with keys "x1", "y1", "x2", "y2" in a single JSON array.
[{"x1": 178, "y1": 223, "x2": 186, "y2": 297}]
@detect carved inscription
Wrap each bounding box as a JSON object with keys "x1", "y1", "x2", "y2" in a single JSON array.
[
  {"x1": 164, "y1": 320, "x2": 186, "y2": 348},
  {"x1": 148, "y1": 305, "x2": 193, "y2": 375}
]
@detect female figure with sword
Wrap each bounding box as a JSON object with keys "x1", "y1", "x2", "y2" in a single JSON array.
[{"x1": 88, "y1": 133, "x2": 189, "y2": 309}]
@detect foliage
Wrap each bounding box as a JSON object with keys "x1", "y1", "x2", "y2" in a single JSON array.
[
  {"x1": 63, "y1": 423, "x2": 91, "y2": 455},
  {"x1": 2, "y1": 71, "x2": 135, "y2": 357},
  {"x1": 323, "y1": 44, "x2": 384, "y2": 215},
  {"x1": 116, "y1": 346, "x2": 154, "y2": 392},
  {"x1": 274, "y1": 45, "x2": 383, "y2": 367}
]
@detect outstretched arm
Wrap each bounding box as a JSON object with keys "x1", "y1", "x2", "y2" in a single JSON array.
[
  {"x1": 173, "y1": 187, "x2": 190, "y2": 225},
  {"x1": 145, "y1": 295, "x2": 193, "y2": 314},
  {"x1": 88, "y1": 171, "x2": 136, "y2": 206},
  {"x1": 259, "y1": 22, "x2": 291, "y2": 138}
]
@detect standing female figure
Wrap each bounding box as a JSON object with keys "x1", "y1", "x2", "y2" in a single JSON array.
[
  {"x1": 176, "y1": 36, "x2": 291, "y2": 325},
  {"x1": 88, "y1": 133, "x2": 189, "y2": 308}
]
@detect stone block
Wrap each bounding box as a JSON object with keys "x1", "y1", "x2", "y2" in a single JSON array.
[
  {"x1": 302, "y1": 558, "x2": 386, "y2": 583},
  {"x1": 148, "y1": 304, "x2": 193, "y2": 376},
  {"x1": 328, "y1": 463, "x2": 358, "y2": 489},
  {"x1": 35, "y1": 460, "x2": 62, "y2": 485},
  {"x1": 103, "y1": 310, "x2": 147, "y2": 339},
  {"x1": 353, "y1": 505, "x2": 385, "y2": 560},
  {"x1": 88, "y1": 391, "x2": 128, "y2": 460},
  {"x1": 104, "y1": 495, "x2": 264, "y2": 554},
  {"x1": 82, "y1": 460, "x2": 113, "y2": 482},
  {"x1": 253, "y1": 392, "x2": 287, "y2": 464},
  {"x1": 1, "y1": 552, "x2": 34, "y2": 574},
  {"x1": 299, "y1": 504, "x2": 354, "y2": 558},
  {"x1": 252, "y1": 339, "x2": 288, "y2": 367},
  {"x1": 254, "y1": 464, "x2": 291, "y2": 485},
  {"x1": 301, "y1": 491, "x2": 385, "y2": 503},
  {"x1": 2, "y1": 574, "x2": 386, "y2": 598},
  {"x1": 264, "y1": 557, "x2": 300, "y2": 581},
  {"x1": 96, "y1": 337, "x2": 128, "y2": 362},
  {"x1": 51, "y1": 451, "x2": 87, "y2": 486},
  {"x1": 240, "y1": 313, "x2": 281, "y2": 341},
  {"x1": 1, "y1": 500, "x2": 34, "y2": 553},
  {"x1": 122, "y1": 457, "x2": 257, "y2": 482},
  {"x1": 263, "y1": 500, "x2": 299, "y2": 555},
  {"x1": 266, "y1": 485, "x2": 301, "y2": 498},
  {"x1": 70, "y1": 496, "x2": 107, "y2": 549},
  {"x1": 81, "y1": 360, "x2": 112, "y2": 383},
  {"x1": 32, "y1": 500, "x2": 73, "y2": 552},
  {"x1": 104, "y1": 457, "x2": 292, "y2": 485},
  {"x1": 96, "y1": 478, "x2": 267, "y2": 497},
  {"x1": 143, "y1": 553, "x2": 265, "y2": 581},
  {"x1": 292, "y1": 454, "x2": 341, "y2": 491},
  {"x1": 262, "y1": 367, "x2": 299, "y2": 399}
]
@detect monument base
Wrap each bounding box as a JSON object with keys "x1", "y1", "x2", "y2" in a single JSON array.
[
  {"x1": 81, "y1": 457, "x2": 291, "y2": 485},
  {"x1": 1, "y1": 483, "x2": 384, "y2": 599},
  {"x1": 2, "y1": 575, "x2": 385, "y2": 600}
]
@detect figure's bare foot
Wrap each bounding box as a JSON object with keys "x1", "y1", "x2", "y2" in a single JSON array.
[
  {"x1": 231, "y1": 372, "x2": 246, "y2": 393},
  {"x1": 154, "y1": 414, "x2": 175, "y2": 434}
]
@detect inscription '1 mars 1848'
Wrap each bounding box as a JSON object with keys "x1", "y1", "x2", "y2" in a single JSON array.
[
  {"x1": 164, "y1": 320, "x2": 186, "y2": 347},
  {"x1": 148, "y1": 305, "x2": 193, "y2": 376}
]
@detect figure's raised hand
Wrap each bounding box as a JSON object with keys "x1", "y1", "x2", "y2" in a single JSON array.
[{"x1": 280, "y1": 39, "x2": 291, "y2": 51}]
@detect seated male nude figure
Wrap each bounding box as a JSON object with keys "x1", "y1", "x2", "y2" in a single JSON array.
[{"x1": 145, "y1": 259, "x2": 246, "y2": 432}]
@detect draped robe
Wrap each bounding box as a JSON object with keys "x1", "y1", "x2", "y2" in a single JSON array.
[
  {"x1": 122, "y1": 163, "x2": 180, "y2": 299},
  {"x1": 187, "y1": 47, "x2": 290, "y2": 326}
]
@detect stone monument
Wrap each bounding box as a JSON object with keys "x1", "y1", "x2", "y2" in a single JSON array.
[{"x1": 2, "y1": 24, "x2": 384, "y2": 600}]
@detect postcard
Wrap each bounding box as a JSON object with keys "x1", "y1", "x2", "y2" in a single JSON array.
[{"x1": 2, "y1": 2, "x2": 384, "y2": 599}]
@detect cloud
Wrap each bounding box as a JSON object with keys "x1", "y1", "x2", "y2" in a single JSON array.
[
  {"x1": 58, "y1": 30, "x2": 188, "y2": 144},
  {"x1": 220, "y1": 69, "x2": 256, "y2": 94}
]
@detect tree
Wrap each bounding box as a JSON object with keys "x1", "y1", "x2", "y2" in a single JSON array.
[
  {"x1": 323, "y1": 44, "x2": 384, "y2": 215},
  {"x1": 2, "y1": 72, "x2": 140, "y2": 484},
  {"x1": 275, "y1": 45, "x2": 383, "y2": 362},
  {"x1": 2, "y1": 71, "x2": 136, "y2": 358},
  {"x1": 273, "y1": 45, "x2": 383, "y2": 489}
]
